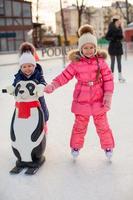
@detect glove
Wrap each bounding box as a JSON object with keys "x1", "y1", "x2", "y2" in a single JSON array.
[
  {"x1": 6, "y1": 85, "x2": 15, "y2": 95},
  {"x1": 44, "y1": 81, "x2": 60, "y2": 94},
  {"x1": 103, "y1": 92, "x2": 112, "y2": 110},
  {"x1": 36, "y1": 84, "x2": 44, "y2": 97}
]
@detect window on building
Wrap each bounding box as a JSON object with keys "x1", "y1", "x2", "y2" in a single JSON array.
[
  {"x1": 5, "y1": 0, "x2": 12, "y2": 16},
  {"x1": 0, "y1": 18, "x2": 5, "y2": 26},
  {"x1": 13, "y1": 1, "x2": 21, "y2": 17},
  {"x1": 24, "y1": 30, "x2": 28, "y2": 41},
  {"x1": 23, "y1": 3, "x2": 31, "y2": 17},
  {"x1": 15, "y1": 31, "x2": 23, "y2": 40},
  {"x1": 8, "y1": 38, "x2": 15, "y2": 51},
  {"x1": 16, "y1": 40, "x2": 23, "y2": 50},
  {"x1": 13, "y1": 18, "x2": 23, "y2": 26},
  {"x1": 0, "y1": 38, "x2": 7, "y2": 51},
  {"x1": 0, "y1": 0, "x2": 4, "y2": 16},
  {"x1": 6, "y1": 18, "x2": 13, "y2": 26},
  {"x1": 23, "y1": 18, "x2": 32, "y2": 25}
]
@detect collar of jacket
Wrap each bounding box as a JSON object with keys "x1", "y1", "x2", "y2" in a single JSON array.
[{"x1": 80, "y1": 56, "x2": 97, "y2": 63}]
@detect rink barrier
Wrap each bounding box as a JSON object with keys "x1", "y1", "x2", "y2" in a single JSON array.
[
  {"x1": 0, "y1": 43, "x2": 133, "y2": 66},
  {"x1": 41, "y1": 45, "x2": 76, "y2": 57},
  {"x1": 0, "y1": 45, "x2": 76, "y2": 66}
]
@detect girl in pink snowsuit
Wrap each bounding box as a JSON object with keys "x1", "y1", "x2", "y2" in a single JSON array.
[{"x1": 44, "y1": 25, "x2": 115, "y2": 159}]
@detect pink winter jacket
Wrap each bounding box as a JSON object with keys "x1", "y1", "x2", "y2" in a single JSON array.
[{"x1": 53, "y1": 56, "x2": 114, "y2": 116}]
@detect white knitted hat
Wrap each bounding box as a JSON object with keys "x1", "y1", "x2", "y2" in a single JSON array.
[
  {"x1": 78, "y1": 24, "x2": 97, "y2": 51},
  {"x1": 19, "y1": 52, "x2": 36, "y2": 67},
  {"x1": 78, "y1": 33, "x2": 97, "y2": 50}
]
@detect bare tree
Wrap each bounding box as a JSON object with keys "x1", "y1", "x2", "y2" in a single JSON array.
[
  {"x1": 125, "y1": 0, "x2": 130, "y2": 24},
  {"x1": 116, "y1": 0, "x2": 131, "y2": 24},
  {"x1": 60, "y1": 0, "x2": 69, "y2": 45},
  {"x1": 76, "y1": 0, "x2": 86, "y2": 28},
  {"x1": 36, "y1": 0, "x2": 39, "y2": 23},
  {"x1": 103, "y1": 7, "x2": 115, "y2": 34},
  {"x1": 85, "y1": 7, "x2": 97, "y2": 24},
  {"x1": 75, "y1": 1, "x2": 97, "y2": 29}
]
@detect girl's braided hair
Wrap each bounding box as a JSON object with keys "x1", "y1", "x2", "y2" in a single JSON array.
[{"x1": 95, "y1": 55, "x2": 101, "y2": 81}]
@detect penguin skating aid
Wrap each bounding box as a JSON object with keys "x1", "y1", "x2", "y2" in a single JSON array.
[{"x1": 2, "y1": 80, "x2": 46, "y2": 175}]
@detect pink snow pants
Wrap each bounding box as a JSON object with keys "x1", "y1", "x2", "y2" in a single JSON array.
[{"x1": 70, "y1": 113, "x2": 115, "y2": 150}]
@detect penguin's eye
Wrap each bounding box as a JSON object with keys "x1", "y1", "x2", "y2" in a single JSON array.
[
  {"x1": 26, "y1": 83, "x2": 35, "y2": 96},
  {"x1": 29, "y1": 86, "x2": 33, "y2": 90},
  {"x1": 15, "y1": 84, "x2": 21, "y2": 96}
]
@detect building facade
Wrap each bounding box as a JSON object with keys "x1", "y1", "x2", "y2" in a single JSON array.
[
  {"x1": 0, "y1": 0, "x2": 32, "y2": 52},
  {"x1": 55, "y1": 4, "x2": 129, "y2": 46},
  {"x1": 55, "y1": 6, "x2": 107, "y2": 45}
]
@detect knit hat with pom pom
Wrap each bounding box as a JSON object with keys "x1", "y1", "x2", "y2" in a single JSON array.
[
  {"x1": 19, "y1": 52, "x2": 36, "y2": 67},
  {"x1": 78, "y1": 24, "x2": 97, "y2": 51},
  {"x1": 19, "y1": 42, "x2": 35, "y2": 55}
]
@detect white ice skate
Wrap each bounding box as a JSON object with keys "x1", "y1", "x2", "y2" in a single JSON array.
[
  {"x1": 119, "y1": 77, "x2": 126, "y2": 83},
  {"x1": 105, "y1": 148, "x2": 113, "y2": 161},
  {"x1": 71, "y1": 148, "x2": 79, "y2": 160},
  {"x1": 118, "y1": 73, "x2": 126, "y2": 83}
]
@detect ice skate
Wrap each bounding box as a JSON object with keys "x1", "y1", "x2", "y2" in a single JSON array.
[
  {"x1": 71, "y1": 148, "x2": 79, "y2": 160},
  {"x1": 105, "y1": 148, "x2": 113, "y2": 161},
  {"x1": 119, "y1": 77, "x2": 126, "y2": 83},
  {"x1": 118, "y1": 73, "x2": 126, "y2": 83}
]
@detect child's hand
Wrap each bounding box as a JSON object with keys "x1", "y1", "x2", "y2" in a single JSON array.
[
  {"x1": 103, "y1": 93, "x2": 112, "y2": 109},
  {"x1": 44, "y1": 81, "x2": 60, "y2": 94},
  {"x1": 36, "y1": 84, "x2": 44, "y2": 97},
  {"x1": 6, "y1": 85, "x2": 15, "y2": 95},
  {"x1": 44, "y1": 83, "x2": 56, "y2": 93}
]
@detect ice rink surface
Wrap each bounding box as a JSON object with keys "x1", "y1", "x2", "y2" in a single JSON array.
[{"x1": 0, "y1": 55, "x2": 133, "y2": 200}]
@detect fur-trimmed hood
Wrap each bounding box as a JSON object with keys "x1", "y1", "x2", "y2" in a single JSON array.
[{"x1": 67, "y1": 49, "x2": 108, "y2": 62}]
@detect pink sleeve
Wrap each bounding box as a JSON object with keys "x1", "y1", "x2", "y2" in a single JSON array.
[
  {"x1": 100, "y1": 59, "x2": 114, "y2": 93},
  {"x1": 53, "y1": 62, "x2": 75, "y2": 86}
]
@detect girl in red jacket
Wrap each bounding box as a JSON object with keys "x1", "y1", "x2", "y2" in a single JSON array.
[{"x1": 44, "y1": 25, "x2": 115, "y2": 160}]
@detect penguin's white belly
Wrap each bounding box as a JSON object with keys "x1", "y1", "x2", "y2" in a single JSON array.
[{"x1": 12, "y1": 108, "x2": 44, "y2": 162}]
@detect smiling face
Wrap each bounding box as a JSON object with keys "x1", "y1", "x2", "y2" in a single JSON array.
[
  {"x1": 82, "y1": 43, "x2": 96, "y2": 58},
  {"x1": 21, "y1": 63, "x2": 35, "y2": 76}
]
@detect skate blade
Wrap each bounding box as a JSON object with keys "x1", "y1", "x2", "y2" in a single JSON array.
[
  {"x1": 10, "y1": 166, "x2": 25, "y2": 174},
  {"x1": 72, "y1": 155, "x2": 79, "y2": 162},
  {"x1": 25, "y1": 158, "x2": 45, "y2": 175},
  {"x1": 106, "y1": 156, "x2": 112, "y2": 163},
  {"x1": 25, "y1": 167, "x2": 39, "y2": 175},
  {"x1": 72, "y1": 157, "x2": 77, "y2": 162},
  {"x1": 119, "y1": 80, "x2": 126, "y2": 83}
]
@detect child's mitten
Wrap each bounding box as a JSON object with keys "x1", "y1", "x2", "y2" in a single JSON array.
[
  {"x1": 103, "y1": 92, "x2": 112, "y2": 109},
  {"x1": 44, "y1": 81, "x2": 60, "y2": 93}
]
